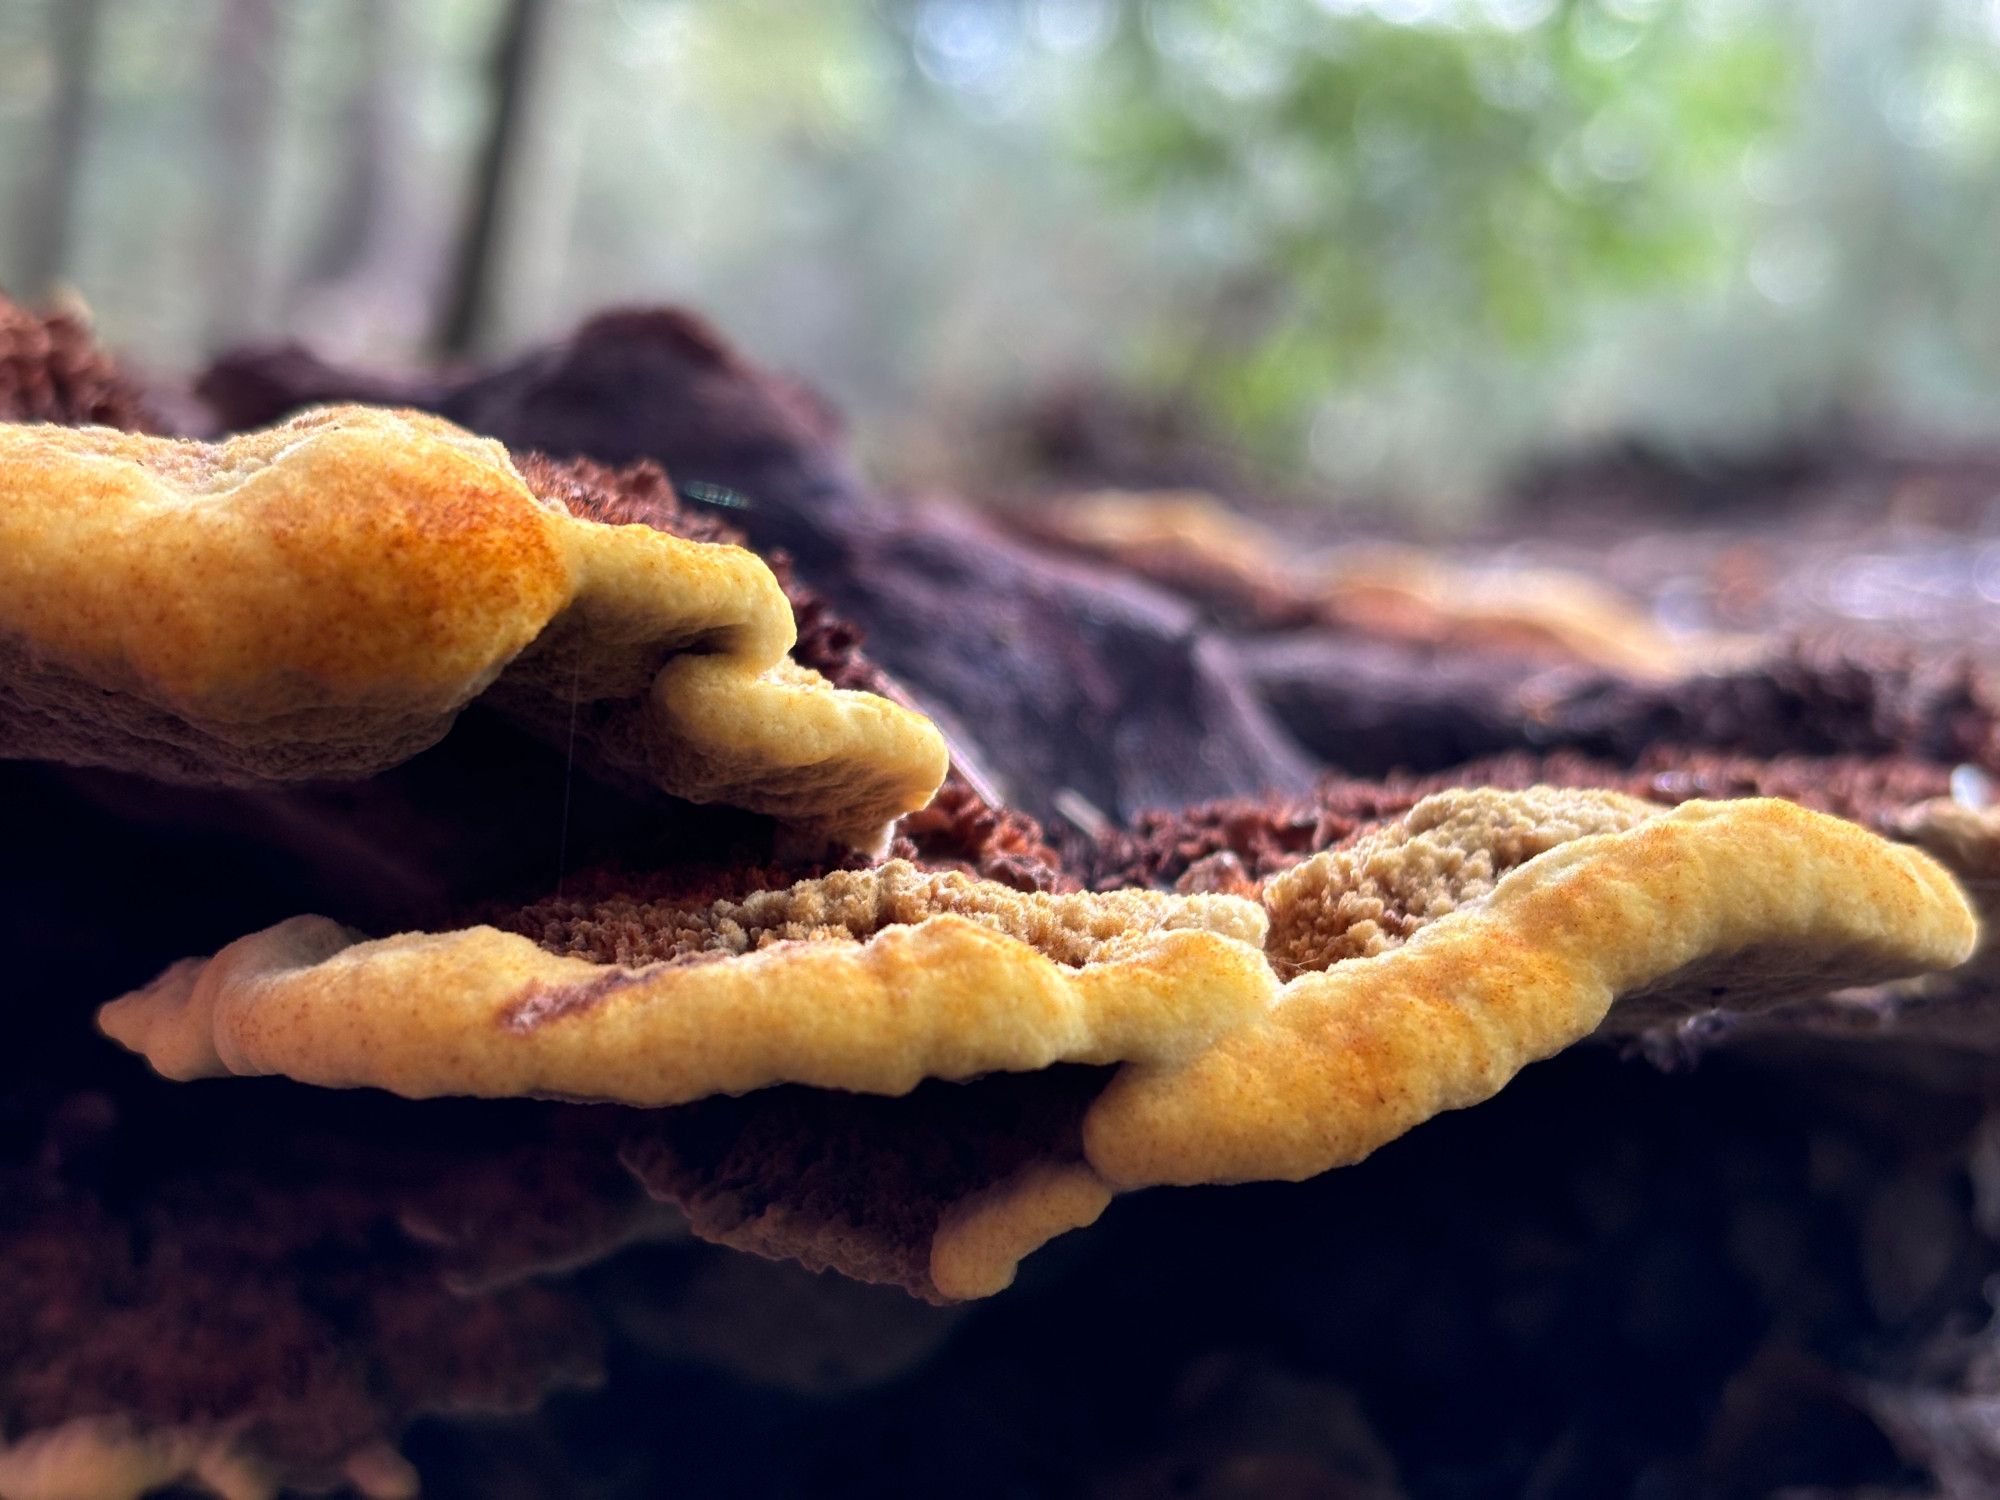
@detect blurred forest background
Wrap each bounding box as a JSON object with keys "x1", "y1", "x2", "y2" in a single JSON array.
[{"x1": 6, "y1": 0, "x2": 2000, "y2": 510}]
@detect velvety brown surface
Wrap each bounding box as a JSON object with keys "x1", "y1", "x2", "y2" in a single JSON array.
[
  {"x1": 516, "y1": 451, "x2": 744, "y2": 550},
  {"x1": 1082, "y1": 751, "x2": 1960, "y2": 892},
  {"x1": 492, "y1": 1048, "x2": 2000, "y2": 1500},
  {"x1": 890, "y1": 777, "x2": 1073, "y2": 893},
  {"x1": 620, "y1": 1069, "x2": 1110, "y2": 1304},
  {"x1": 0, "y1": 295, "x2": 160, "y2": 431},
  {"x1": 0, "y1": 1085, "x2": 611, "y2": 1487}
]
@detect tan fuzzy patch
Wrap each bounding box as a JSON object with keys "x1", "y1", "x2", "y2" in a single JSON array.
[
  {"x1": 1263, "y1": 787, "x2": 1659, "y2": 977},
  {"x1": 0, "y1": 406, "x2": 945, "y2": 844}
]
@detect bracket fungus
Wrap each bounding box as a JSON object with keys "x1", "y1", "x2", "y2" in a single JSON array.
[
  {"x1": 195, "y1": 311, "x2": 1319, "y2": 823},
  {"x1": 98, "y1": 865, "x2": 1274, "y2": 1104},
  {"x1": 0, "y1": 406, "x2": 945, "y2": 847},
  {"x1": 98, "y1": 787, "x2": 1976, "y2": 1303},
  {"x1": 1081, "y1": 791, "x2": 1974, "y2": 1191},
  {"x1": 17, "y1": 306, "x2": 2000, "y2": 1499}
]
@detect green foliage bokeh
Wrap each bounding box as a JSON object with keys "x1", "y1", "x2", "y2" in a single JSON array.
[{"x1": 15, "y1": 0, "x2": 2000, "y2": 505}]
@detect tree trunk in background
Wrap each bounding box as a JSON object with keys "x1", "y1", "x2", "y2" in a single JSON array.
[
  {"x1": 295, "y1": 0, "x2": 393, "y2": 295},
  {"x1": 286, "y1": 0, "x2": 448, "y2": 361},
  {"x1": 491, "y1": 0, "x2": 589, "y2": 355},
  {"x1": 16, "y1": 0, "x2": 104, "y2": 301},
  {"x1": 206, "y1": 0, "x2": 280, "y2": 344},
  {"x1": 436, "y1": 0, "x2": 553, "y2": 357}
]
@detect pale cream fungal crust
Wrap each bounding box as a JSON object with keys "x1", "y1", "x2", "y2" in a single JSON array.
[
  {"x1": 1082, "y1": 793, "x2": 1979, "y2": 1191},
  {"x1": 0, "y1": 406, "x2": 946, "y2": 844},
  {"x1": 97, "y1": 863, "x2": 1276, "y2": 1105}
]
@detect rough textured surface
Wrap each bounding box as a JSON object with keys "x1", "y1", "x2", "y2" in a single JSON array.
[
  {"x1": 98, "y1": 866, "x2": 1272, "y2": 1105},
  {"x1": 0, "y1": 1086, "x2": 613, "y2": 1500},
  {"x1": 1082, "y1": 749, "x2": 1965, "y2": 892},
  {"x1": 11, "y1": 384, "x2": 1984, "y2": 1312},
  {"x1": 0, "y1": 406, "x2": 945, "y2": 844},
  {"x1": 0, "y1": 296, "x2": 161, "y2": 432},
  {"x1": 1262, "y1": 786, "x2": 1658, "y2": 977},
  {"x1": 618, "y1": 1068, "x2": 1110, "y2": 1304},
  {"x1": 504, "y1": 859, "x2": 1237, "y2": 969},
  {"x1": 1084, "y1": 793, "x2": 1976, "y2": 1191},
  {"x1": 891, "y1": 776, "x2": 1074, "y2": 893}
]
